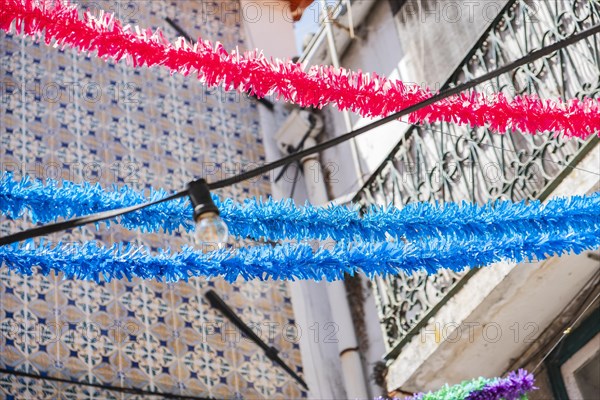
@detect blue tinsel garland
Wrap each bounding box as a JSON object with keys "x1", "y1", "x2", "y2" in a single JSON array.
[
  {"x1": 1, "y1": 215, "x2": 597, "y2": 281},
  {"x1": 1, "y1": 173, "x2": 599, "y2": 244}
]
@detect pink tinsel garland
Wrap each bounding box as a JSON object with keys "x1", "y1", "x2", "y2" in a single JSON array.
[{"x1": 1, "y1": 0, "x2": 599, "y2": 138}]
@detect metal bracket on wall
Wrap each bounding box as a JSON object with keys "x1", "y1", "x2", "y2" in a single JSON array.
[
  {"x1": 164, "y1": 17, "x2": 274, "y2": 111},
  {"x1": 205, "y1": 290, "x2": 309, "y2": 391}
]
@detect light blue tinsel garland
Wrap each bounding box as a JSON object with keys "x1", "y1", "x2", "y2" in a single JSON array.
[
  {"x1": 1, "y1": 173, "x2": 599, "y2": 244},
  {"x1": 1, "y1": 215, "x2": 597, "y2": 281}
]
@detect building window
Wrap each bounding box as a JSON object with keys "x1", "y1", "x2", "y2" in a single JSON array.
[
  {"x1": 547, "y1": 309, "x2": 600, "y2": 399},
  {"x1": 561, "y1": 332, "x2": 600, "y2": 399}
]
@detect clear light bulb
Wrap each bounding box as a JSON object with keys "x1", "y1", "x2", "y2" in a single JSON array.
[{"x1": 195, "y1": 211, "x2": 229, "y2": 249}]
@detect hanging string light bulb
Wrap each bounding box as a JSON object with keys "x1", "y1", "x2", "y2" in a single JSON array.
[{"x1": 188, "y1": 179, "x2": 229, "y2": 248}]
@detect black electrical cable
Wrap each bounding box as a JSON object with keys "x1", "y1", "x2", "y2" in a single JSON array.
[
  {"x1": 1, "y1": 23, "x2": 599, "y2": 246},
  {"x1": 0, "y1": 192, "x2": 187, "y2": 246},
  {"x1": 207, "y1": 22, "x2": 600, "y2": 190},
  {"x1": 0, "y1": 368, "x2": 218, "y2": 400}
]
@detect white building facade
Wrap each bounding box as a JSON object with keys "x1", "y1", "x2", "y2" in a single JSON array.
[
  {"x1": 247, "y1": 0, "x2": 600, "y2": 398},
  {"x1": 1, "y1": 0, "x2": 596, "y2": 398}
]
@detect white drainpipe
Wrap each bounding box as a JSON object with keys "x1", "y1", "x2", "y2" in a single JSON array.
[
  {"x1": 301, "y1": 135, "x2": 369, "y2": 399},
  {"x1": 319, "y1": 0, "x2": 365, "y2": 188}
]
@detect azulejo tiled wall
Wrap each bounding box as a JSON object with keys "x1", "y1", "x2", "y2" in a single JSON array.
[{"x1": 0, "y1": 1, "x2": 305, "y2": 399}]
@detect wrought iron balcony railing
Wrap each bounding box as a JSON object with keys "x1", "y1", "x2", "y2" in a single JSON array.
[{"x1": 353, "y1": 0, "x2": 600, "y2": 360}]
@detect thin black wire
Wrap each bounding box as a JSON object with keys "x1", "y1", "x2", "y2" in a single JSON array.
[
  {"x1": 289, "y1": 163, "x2": 301, "y2": 198},
  {"x1": 0, "y1": 368, "x2": 217, "y2": 400},
  {"x1": 504, "y1": 268, "x2": 600, "y2": 373},
  {"x1": 395, "y1": 120, "x2": 600, "y2": 177},
  {"x1": 1, "y1": 23, "x2": 599, "y2": 245},
  {"x1": 532, "y1": 290, "x2": 600, "y2": 374}
]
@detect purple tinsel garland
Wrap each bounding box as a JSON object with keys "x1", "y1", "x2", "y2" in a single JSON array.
[{"x1": 466, "y1": 369, "x2": 536, "y2": 400}]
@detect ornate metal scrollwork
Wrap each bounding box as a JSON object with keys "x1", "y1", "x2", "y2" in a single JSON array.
[{"x1": 356, "y1": 0, "x2": 600, "y2": 354}]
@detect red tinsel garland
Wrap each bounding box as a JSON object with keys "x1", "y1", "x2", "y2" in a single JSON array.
[{"x1": 1, "y1": 0, "x2": 599, "y2": 138}]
